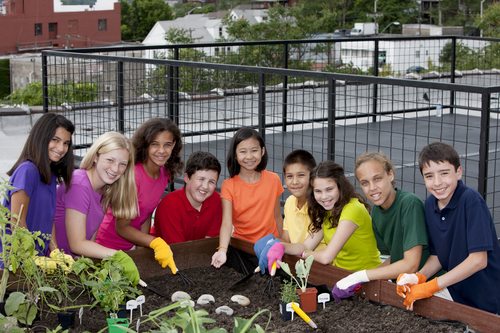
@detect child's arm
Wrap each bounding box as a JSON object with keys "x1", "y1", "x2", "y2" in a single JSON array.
[
  {"x1": 367, "y1": 245, "x2": 423, "y2": 281},
  {"x1": 431, "y1": 251, "x2": 487, "y2": 289},
  {"x1": 10, "y1": 190, "x2": 29, "y2": 228},
  {"x1": 280, "y1": 230, "x2": 291, "y2": 243},
  {"x1": 212, "y1": 198, "x2": 232, "y2": 268},
  {"x1": 403, "y1": 252, "x2": 487, "y2": 310},
  {"x1": 273, "y1": 197, "x2": 283, "y2": 237},
  {"x1": 307, "y1": 219, "x2": 357, "y2": 265},
  {"x1": 116, "y1": 218, "x2": 155, "y2": 248},
  {"x1": 66, "y1": 208, "x2": 117, "y2": 259}
]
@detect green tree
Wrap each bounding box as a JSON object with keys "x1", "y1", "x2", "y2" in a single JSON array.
[
  {"x1": 120, "y1": 0, "x2": 173, "y2": 42},
  {"x1": 476, "y1": 2, "x2": 500, "y2": 37}
]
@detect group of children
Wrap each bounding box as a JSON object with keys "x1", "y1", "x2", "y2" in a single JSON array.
[
  {"x1": 4, "y1": 114, "x2": 222, "y2": 282},
  {"x1": 4, "y1": 113, "x2": 499, "y2": 315}
]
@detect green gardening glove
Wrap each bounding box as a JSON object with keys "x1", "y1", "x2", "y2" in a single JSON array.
[{"x1": 109, "y1": 250, "x2": 140, "y2": 286}]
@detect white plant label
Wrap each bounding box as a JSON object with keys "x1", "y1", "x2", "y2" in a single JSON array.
[
  {"x1": 286, "y1": 302, "x2": 294, "y2": 320},
  {"x1": 127, "y1": 299, "x2": 138, "y2": 322},
  {"x1": 79, "y1": 307, "x2": 84, "y2": 325},
  {"x1": 136, "y1": 295, "x2": 146, "y2": 316},
  {"x1": 318, "y1": 292, "x2": 331, "y2": 309}
]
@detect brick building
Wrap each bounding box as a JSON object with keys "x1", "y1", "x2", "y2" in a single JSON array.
[{"x1": 0, "y1": 0, "x2": 121, "y2": 55}]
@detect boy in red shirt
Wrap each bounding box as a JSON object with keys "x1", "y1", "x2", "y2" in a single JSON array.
[{"x1": 154, "y1": 151, "x2": 222, "y2": 243}]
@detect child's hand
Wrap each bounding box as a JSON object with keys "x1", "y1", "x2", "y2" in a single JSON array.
[
  {"x1": 396, "y1": 272, "x2": 427, "y2": 298},
  {"x1": 211, "y1": 250, "x2": 227, "y2": 268},
  {"x1": 403, "y1": 278, "x2": 440, "y2": 310}
]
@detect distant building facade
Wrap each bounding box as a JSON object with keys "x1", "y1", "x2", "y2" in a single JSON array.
[{"x1": 0, "y1": 0, "x2": 121, "y2": 55}]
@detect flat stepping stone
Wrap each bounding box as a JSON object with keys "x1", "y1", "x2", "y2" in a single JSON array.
[
  {"x1": 215, "y1": 305, "x2": 234, "y2": 316},
  {"x1": 230, "y1": 294, "x2": 250, "y2": 307}
]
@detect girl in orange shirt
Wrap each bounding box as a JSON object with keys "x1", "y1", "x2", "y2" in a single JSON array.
[{"x1": 211, "y1": 127, "x2": 283, "y2": 268}]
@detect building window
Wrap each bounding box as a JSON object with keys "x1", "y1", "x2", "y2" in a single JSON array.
[
  {"x1": 34, "y1": 23, "x2": 42, "y2": 36},
  {"x1": 49, "y1": 22, "x2": 58, "y2": 39},
  {"x1": 98, "y1": 19, "x2": 107, "y2": 31},
  {"x1": 415, "y1": 50, "x2": 420, "y2": 58}
]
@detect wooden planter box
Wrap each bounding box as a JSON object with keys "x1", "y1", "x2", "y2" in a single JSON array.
[{"x1": 127, "y1": 237, "x2": 500, "y2": 333}]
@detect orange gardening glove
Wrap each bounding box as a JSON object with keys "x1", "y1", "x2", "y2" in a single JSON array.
[
  {"x1": 396, "y1": 272, "x2": 427, "y2": 298},
  {"x1": 149, "y1": 237, "x2": 178, "y2": 274},
  {"x1": 403, "y1": 278, "x2": 441, "y2": 311}
]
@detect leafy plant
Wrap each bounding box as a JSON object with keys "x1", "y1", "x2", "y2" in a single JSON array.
[
  {"x1": 280, "y1": 278, "x2": 299, "y2": 303},
  {"x1": 279, "y1": 255, "x2": 314, "y2": 293},
  {"x1": 78, "y1": 256, "x2": 140, "y2": 316}
]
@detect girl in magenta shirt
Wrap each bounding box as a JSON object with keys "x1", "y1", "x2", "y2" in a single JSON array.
[{"x1": 96, "y1": 118, "x2": 183, "y2": 271}]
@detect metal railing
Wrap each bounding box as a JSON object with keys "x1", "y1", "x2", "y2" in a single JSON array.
[{"x1": 42, "y1": 36, "x2": 500, "y2": 235}]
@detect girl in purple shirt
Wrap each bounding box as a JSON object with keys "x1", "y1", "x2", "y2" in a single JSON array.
[
  {"x1": 53, "y1": 132, "x2": 138, "y2": 259},
  {"x1": 4, "y1": 113, "x2": 74, "y2": 255},
  {"x1": 95, "y1": 118, "x2": 183, "y2": 272}
]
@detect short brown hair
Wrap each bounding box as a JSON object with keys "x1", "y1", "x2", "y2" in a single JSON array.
[{"x1": 418, "y1": 142, "x2": 460, "y2": 174}]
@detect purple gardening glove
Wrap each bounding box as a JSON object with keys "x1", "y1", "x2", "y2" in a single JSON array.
[
  {"x1": 266, "y1": 242, "x2": 285, "y2": 275},
  {"x1": 332, "y1": 283, "x2": 362, "y2": 302}
]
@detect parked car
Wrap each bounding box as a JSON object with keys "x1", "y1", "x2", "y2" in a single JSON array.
[
  {"x1": 406, "y1": 66, "x2": 426, "y2": 74},
  {"x1": 333, "y1": 29, "x2": 351, "y2": 37}
]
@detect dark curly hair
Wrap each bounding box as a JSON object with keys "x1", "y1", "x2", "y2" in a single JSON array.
[
  {"x1": 308, "y1": 161, "x2": 369, "y2": 233},
  {"x1": 132, "y1": 118, "x2": 183, "y2": 178}
]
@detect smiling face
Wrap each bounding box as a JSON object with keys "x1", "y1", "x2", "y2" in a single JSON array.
[
  {"x1": 356, "y1": 159, "x2": 396, "y2": 210},
  {"x1": 235, "y1": 137, "x2": 264, "y2": 173},
  {"x1": 146, "y1": 130, "x2": 175, "y2": 170},
  {"x1": 92, "y1": 148, "x2": 130, "y2": 189},
  {"x1": 312, "y1": 177, "x2": 340, "y2": 211},
  {"x1": 48, "y1": 127, "x2": 71, "y2": 163},
  {"x1": 184, "y1": 169, "x2": 219, "y2": 210},
  {"x1": 284, "y1": 163, "x2": 311, "y2": 202},
  {"x1": 421, "y1": 160, "x2": 462, "y2": 209}
]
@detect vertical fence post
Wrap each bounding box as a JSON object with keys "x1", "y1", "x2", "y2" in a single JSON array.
[
  {"x1": 478, "y1": 92, "x2": 490, "y2": 199},
  {"x1": 282, "y1": 41, "x2": 289, "y2": 132},
  {"x1": 327, "y1": 78, "x2": 336, "y2": 161},
  {"x1": 372, "y1": 39, "x2": 379, "y2": 122},
  {"x1": 258, "y1": 73, "x2": 266, "y2": 142},
  {"x1": 449, "y1": 37, "x2": 456, "y2": 114},
  {"x1": 41, "y1": 52, "x2": 49, "y2": 112},
  {"x1": 173, "y1": 47, "x2": 180, "y2": 124},
  {"x1": 117, "y1": 61, "x2": 125, "y2": 133}
]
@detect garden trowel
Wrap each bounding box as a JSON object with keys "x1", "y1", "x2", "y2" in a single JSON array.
[{"x1": 229, "y1": 266, "x2": 261, "y2": 290}]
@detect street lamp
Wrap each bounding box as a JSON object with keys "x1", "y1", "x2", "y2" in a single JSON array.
[
  {"x1": 380, "y1": 21, "x2": 400, "y2": 34},
  {"x1": 480, "y1": 0, "x2": 486, "y2": 38}
]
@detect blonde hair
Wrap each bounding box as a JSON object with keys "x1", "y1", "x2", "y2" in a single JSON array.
[
  {"x1": 80, "y1": 132, "x2": 138, "y2": 220},
  {"x1": 355, "y1": 151, "x2": 396, "y2": 187}
]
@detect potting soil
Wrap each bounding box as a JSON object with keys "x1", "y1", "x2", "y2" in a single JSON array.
[{"x1": 32, "y1": 265, "x2": 466, "y2": 332}]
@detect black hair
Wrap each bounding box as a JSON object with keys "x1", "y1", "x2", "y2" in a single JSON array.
[
  {"x1": 8, "y1": 113, "x2": 75, "y2": 185},
  {"x1": 185, "y1": 151, "x2": 221, "y2": 178},
  {"x1": 418, "y1": 142, "x2": 461, "y2": 174},
  {"x1": 226, "y1": 127, "x2": 268, "y2": 177},
  {"x1": 283, "y1": 149, "x2": 316, "y2": 173}
]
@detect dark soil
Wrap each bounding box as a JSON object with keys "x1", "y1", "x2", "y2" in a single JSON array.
[{"x1": 31, "y1": 266, "x2": 466, "y2": 332}]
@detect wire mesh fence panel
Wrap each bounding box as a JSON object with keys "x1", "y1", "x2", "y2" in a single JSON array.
[{"x1": 43, "y1": 37, "x2": 500, "y2": 235}]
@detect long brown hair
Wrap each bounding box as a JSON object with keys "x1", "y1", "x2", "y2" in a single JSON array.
[{"x1": 308, "y1": 161, "x2": 369, "y2": 233}]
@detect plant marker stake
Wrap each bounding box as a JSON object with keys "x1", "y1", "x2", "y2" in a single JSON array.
[
  {"x1": 136, "y1": 318, "x2": 141, "y2": 332},
  {"x1": 286, "y1": 302, "x2": 294, "y2": 320},
  {"x1": 136, "y1": 295, "x2": 145, "y2": 317},
  {"x1": 318, "y1": 293, "x2": 331, "y2": 309},
  {"x1": 291, "y1": 302, "x2": 317, "y2": 329},
  {"x1": 126, "y1": 299, "x2": 138, "y2": 322},
  {"x1": 79, "y1": 306, "x2": 84, "y2": 325}
]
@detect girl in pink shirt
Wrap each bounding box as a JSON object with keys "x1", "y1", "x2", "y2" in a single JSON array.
[{"x1": 96, "y1": 118, "x2": 183, "y2": 272}]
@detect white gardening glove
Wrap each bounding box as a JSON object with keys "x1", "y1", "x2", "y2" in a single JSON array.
[{"x1": 336, "y1": 270, "x2": 370, "y2": 290}]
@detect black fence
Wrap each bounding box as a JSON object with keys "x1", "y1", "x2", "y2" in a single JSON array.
[{"x1": 42, "y1": 36, "x2": 500, "y2": 235}]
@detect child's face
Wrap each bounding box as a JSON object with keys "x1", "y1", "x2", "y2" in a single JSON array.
[
  {"x1": 235, "y1": 138, "x2": 264, "y2": 173},
  {"x1": 48, "y1": 127, "x2": 71, "y2": 163},
  {"x1": 284, "y1": 163, "x2": 311, "y2": 200},
  {"x1": 421, "y1": 160, "x2": 462, "y2": 209},
  {"x1": 93, "y1": 148, "x2": 129, "y2": 187},
  {"x1": 147, "y1": 131, "x2": 175, "y2": 168},
  {"x1": 356, "y1": 160, "x2": 395, "y2": 210},
  {"x1": 184, "y1": 169, "x2": 219, "y2": 208},
  {"x1": 312, "y1": 177, "x2": 339, "y2": 211}
]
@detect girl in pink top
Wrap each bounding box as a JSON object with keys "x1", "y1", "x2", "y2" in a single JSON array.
[
  {"x1": 211, "y1": 127, "x2": 284, "y2": 269},
  {"x1": 96, "y1": 118, "x2": 183, "y2": 272}
]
